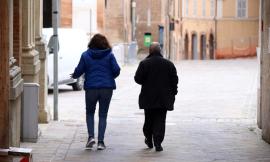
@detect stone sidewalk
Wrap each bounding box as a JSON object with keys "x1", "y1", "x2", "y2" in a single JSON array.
[{"x1": 22, "y1": 58, "x2": 270, "y2": 162}]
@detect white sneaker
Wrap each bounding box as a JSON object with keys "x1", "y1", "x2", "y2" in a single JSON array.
[
  {"x1": 85, "y1": 137, "x2": 95, "y2": 150},
  {"x1": 97, "y1": 141, "x2": 106, "y2": 150}
]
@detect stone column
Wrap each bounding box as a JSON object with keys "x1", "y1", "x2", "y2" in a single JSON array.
[
  {"x1": 0, "y1": 0, "x2": 13, "y2": 160},
  {"x1": 22, "y1": 0, "x2": 40, "y2": 83},
  {"x1": 0, "y1": 0, "x2": 10, "y2": 150},
  {"x1": 9, "y1": 58, "x2": 23, "y2": 147},
  {"x1": 257, "y1": 0, "x2": 262, "y2": 129},
  {"x1": 35, "y1": 0, "x2": 50, "y2": 123},
  {"x1": 9, "y1": 0, "x2": 24, "y2": 147},
  {"x1": 261, "y1": 0, "x2": 270, "y2": 144}
]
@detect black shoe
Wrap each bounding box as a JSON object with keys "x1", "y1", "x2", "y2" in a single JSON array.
[
  {"x1": 97, "y1": 141, "x2": 106, "y2": 150},
  {"x1": 86, "y1": 137, "x2": 95, "y2": 150},
  {"x1": 145, "y1": 138, "x2": 153, "y2": 148},
  {"x1": 155, "y1": 145, "x2": 163, "y2": 152}
]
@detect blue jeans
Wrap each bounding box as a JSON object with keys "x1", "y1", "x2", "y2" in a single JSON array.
[{"x1": 85, "y1": 89, "x2": 113, "y2": 141}]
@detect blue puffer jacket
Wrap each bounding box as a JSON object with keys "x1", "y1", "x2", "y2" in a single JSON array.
[{"x1": 72, "y1": 48, "x2": 120, "y2": 90}]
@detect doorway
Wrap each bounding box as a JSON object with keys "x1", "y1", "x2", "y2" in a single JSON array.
[
  {"x1": 158, "y1": 25, "x2": 164, "y2": 49},
  {"x1": 184, "y1": 33, "x2": 189, "y2": 59},
  {"x1": 192, "y1": 33, "x2": 198, "y2": 59},
  {"x1": 209, "y1": 34, "x2": 214, "y2": 59},
  {"x1": 200, "y1": 34, "x2": 207, "y2": 60}
]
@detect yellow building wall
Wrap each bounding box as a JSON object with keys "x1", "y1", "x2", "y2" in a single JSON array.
[
  {"x1": 170, "y1": 0, "x2": 182, "y2": 61},
  {"x1": 248, "y1": 0, "x2": 259, "y2": 18},
  {"x1": 182, "y1": 19, "x2": 215, "y2": 59},
  {"x1": 180, "y1": 0, "x2": 259, "y2": 59},
  {"x1": 223, "y1": 0, "x2": 259, "y2": 18},
  {"x1": 223, "y1": 0, "x2": 237, "y2": 18},
  {"x1": 216, "y1": 20, "x2": 259, "y2": 58},
  {"x1": 216, "y1": 0, "x2": 259, "y2": 58}
]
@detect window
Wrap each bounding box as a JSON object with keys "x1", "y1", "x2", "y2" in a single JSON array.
[
  {"x1": 179, "y1": 0, "x2": 181, "y2": 18},
  {"x1": 210, "y1": 0, "x2": 215, "y2": 17},
  {"x1": 202, "y1": 0, "x2": 206, "y2": 17},
  {"x1": 193, "y1": 0, "x2": 197, "y2": 16},
  {"x1": 173, "y1": 0, "x2": 176, "y2": 18},
  {"x1": 43, "y1": 0, "x2": 52, "y2": 27},
  {"x1": 217, "y1": 0, "x2": 223, "y2": 18},
  {"x1": 237, "y1": 0, "x2": 247, "y2": 18},
  {"x1": 185, "y1": 0, "x2": 189, "y2": 16}
]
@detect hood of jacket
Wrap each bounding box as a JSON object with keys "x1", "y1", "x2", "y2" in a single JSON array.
[{"x1": 88, "y1": 48, "x2": 112, "y2": 59}]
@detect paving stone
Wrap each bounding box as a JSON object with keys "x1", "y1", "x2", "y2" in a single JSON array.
[{"x1": 22, "y1": 59, "x2": 270, "y2": 162}]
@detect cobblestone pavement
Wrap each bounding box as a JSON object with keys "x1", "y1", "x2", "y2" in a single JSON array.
[{"x1": 22, "y1": 58, "x2": 270, "y2": 162}]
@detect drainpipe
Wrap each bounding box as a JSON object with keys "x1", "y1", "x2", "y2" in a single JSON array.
[
  {"x1": 214, "y1": 0, "x2": 217, "y2": 59},
  {"x1": 123, "y1": 0, "x2": 128, "y2": 64},
  {"x1": 258, "y1": 0, "x2": 263, "y2": 129},
  {"x1": 167, "y1": 0, "x2": 171, "y2": 60},
  {"x1": 131, "y1": 0, "x2": 136, "y2": 41}
]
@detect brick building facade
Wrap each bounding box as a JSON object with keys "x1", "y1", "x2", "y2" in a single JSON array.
[
  {"x1": 169, "y1": 0, "x2": 259, "y2": 60},
  {"x1": 97, "y1": 0, "x2": 166, "y2": 53},
  {"x1": 97, "y1": 0, "x2": 132, "y2": 44},
  {"x1": 0, "y1": 0, "x2": 48, "y2": 155},
  {"x1": 60, "y1": 0, "x2": 73, "y2": 27},
  {"x1": 135, "y1": 0, "x2": 165, "y2": 53}
]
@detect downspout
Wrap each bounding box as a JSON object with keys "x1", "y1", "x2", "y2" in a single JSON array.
[
  {"x1": 167, "y1": 0, "x2": 171, "y2": 60},
  {"x1": 214, "y1": 0, "x2": 217, "y2": 59}
]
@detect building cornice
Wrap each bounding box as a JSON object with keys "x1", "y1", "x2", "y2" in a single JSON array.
[
  {"x1": 181, "y1": 16, "x2": 259, "y2": 21},
  {"x1": 217, "y1": 17, "x2": 259, "y2": 21}
]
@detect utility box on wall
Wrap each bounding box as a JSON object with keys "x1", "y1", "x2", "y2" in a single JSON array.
[
  {"x1": 21, "y1": 83, "x2": 39, "y2": 142},
  {"x1": 144, "y1": 33, "x2": 152, "y2": 47}
]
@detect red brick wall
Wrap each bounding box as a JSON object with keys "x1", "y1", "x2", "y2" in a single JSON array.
[
  {"x1": 97, "y1": 0, "x2": 105, "y2": 33},
  {"x1": 135, "y1": 0, "x2": 163, "y2": 53},
  {"x1": 0, "y1": 0, "x2": 10, "y2": 149},
  {"x1": 60, "y1": 0, "x2": 72, "y2": 27},
  {"x1": 216, "y1": 46, "x2": 257, "y2": 59},
  {"x1": 13, "y1": 0, "x2": 22, "y2": 66},
  {"x1": 103, "y1": 0, "x2": 132, "y2": 44}
]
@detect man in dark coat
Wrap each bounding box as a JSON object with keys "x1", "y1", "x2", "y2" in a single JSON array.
[{"x1": 134, "y1": 42, "x2": 178, "y2": 152}]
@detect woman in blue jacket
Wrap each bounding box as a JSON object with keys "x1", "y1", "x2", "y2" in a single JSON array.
[{"x1": 72, "y1": 34, "x2": 120, "y2": 150}]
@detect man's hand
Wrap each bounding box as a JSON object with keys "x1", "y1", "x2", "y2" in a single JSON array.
[{"x1": 70, "y1": 73, "x2": 74, "y2": 79}]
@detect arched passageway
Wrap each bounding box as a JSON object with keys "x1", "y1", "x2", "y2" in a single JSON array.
[
  {"x1": 200, "y1": 34, "x2": 207, "y2": 60},
  {"x1": 184, "y1": 33, "x2": 189, "y2": 59},
  {"x1": 209, "y1": 34, "x2": 214, "y2": 59},
  {"x1": 192, "y1": 33, "x2": 198, "y2": 59}
]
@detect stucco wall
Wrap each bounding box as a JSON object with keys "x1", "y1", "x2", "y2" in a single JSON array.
[{"x1": 216, "y1": 20, "x2": 258, "y2": 58}]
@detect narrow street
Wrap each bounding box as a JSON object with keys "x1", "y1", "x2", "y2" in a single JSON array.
[{"x1": 22, "y1": 58, "x2": 270, "y2": 162}]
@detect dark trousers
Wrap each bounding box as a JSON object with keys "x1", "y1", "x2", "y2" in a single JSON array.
[
  {"x1": 85, "y1": 89, "x2": 113, "y2": 141},
  {"x1": 143, "y1": 109, "x2": 167, "y2": 147}
]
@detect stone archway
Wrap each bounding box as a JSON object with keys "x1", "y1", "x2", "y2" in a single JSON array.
[
  {"x1": 209, "y1": 33, "x2": 214, "y2": 59},
  {"x1": 192, "y1": 33, "x2": 198, "y2": 60},
  {"x1": 200, "y1": 34, "x2": 207, "y2": 60},
  {"x1": 184, "y1": 33, "x2": 189, "y2": 59}
]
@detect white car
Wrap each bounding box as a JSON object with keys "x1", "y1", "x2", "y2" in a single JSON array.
[{"x1": 42, "y1": 28, "x2": 89, "y2": 91}]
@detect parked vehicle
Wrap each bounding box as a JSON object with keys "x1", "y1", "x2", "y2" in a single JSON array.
[{"x1": 42, "y1": 28, "x2": 89, "y2": 91}]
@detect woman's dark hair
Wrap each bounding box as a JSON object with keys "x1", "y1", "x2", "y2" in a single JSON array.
[{"x1": 87, "y1": 33, "x2": 112, "y2": 49}]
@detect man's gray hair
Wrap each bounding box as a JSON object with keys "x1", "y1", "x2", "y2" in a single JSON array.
[{"x1": 149, "y1": 42, "x2": 161, "y2": 54}]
